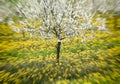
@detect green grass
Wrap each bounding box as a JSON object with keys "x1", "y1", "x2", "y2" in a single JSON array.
[{"x1": 0, "y1": 22, "x2": 120, "y2": 84}]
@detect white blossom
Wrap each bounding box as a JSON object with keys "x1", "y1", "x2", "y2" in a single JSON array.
[
  {"x1": 8, "y1": 21, "x2": 14, "y2": 25},
  {"x1": 12, "y1": 27, "x2": 20, "y2": 33}
]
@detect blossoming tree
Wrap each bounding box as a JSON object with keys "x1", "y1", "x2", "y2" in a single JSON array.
[{"x1": 8, "y1": 0, "x2": 112, "y2": 63}]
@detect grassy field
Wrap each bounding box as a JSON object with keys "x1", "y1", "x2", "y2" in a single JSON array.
[{"x1": 0, "y1": 17, "x2": 120, "y2": 84}]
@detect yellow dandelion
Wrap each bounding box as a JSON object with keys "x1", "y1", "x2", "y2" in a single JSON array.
[
  {"x1": 49, "y1": 78, "x2": 53, "y2": 82},
  {"x1": 84, "y1": 81, "x2": 92, "y2": 84},
  {"x1": 94, "y1": 79, "x2": 100, "y2": 84}
]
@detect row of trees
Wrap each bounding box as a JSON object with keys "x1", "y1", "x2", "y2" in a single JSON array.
[{"x1": 1, "y1": 0, "x2": 120, "y2": 63}]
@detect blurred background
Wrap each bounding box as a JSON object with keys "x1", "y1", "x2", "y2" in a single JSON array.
[{"x1": 0, "y1": 0, "x2": 120, "y2": 84}]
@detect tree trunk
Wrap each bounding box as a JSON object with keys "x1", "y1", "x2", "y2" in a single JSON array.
[{"x1": 56, "y1": 39, "x2": 61, "y2": 64}]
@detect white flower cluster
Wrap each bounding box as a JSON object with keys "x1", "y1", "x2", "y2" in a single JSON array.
[{"x1": 9, "y1": 0, "x2": 112, "y2": 40}]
